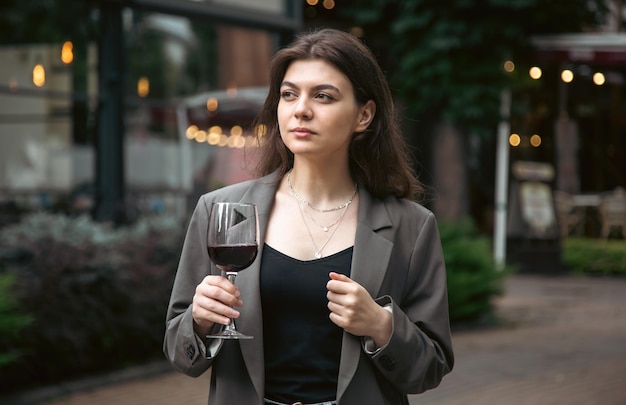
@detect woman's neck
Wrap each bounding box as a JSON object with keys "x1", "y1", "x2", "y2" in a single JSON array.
[{"x1": 285, "y1": 163, "x2": 356, "y2": 210}]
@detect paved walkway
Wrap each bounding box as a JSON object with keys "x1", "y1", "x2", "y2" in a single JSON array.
[{"x1": 6, "y1": 274, "x2": 626, "y2": 405}]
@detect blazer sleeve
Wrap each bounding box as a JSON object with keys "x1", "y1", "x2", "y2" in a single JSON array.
[
  {"x1": 368, "y1": 211, "x2": 454, "y2": 394},
  {"x1": 163, "y1": 195, "x2": 224, "y2": 377}
]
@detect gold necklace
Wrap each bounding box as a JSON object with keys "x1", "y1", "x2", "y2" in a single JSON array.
[
  {"x1": 287, "y1": 170, "x2": 357, "y2": 213},
  {"x1": 301, "y1": 205, "x2": 343, "y2": 232},
  {"x1": 296, "y1": 199, "x2": 349, "y2": 259}
]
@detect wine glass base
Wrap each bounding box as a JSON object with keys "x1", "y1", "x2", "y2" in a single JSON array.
[{"x1": 206, "y1": 330, "x2": 253, "y2": 340}]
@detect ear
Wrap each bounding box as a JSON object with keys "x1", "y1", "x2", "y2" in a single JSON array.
[{"x1": 354, "y1": 100, "x2": 376, "y2": 133}]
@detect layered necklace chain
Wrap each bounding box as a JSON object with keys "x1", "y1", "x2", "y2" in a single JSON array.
[
  {"x1": 287, "y1": 170, "x2": 356, "y2": 259},
  {"x1": 296, "y1": 200, "x2": 349, "y2": 259},
  {"x1": 287, "y1": 170, "x2": 357, "y2": 213}
]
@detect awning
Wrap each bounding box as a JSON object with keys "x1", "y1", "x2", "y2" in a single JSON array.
[{"x1": 532, "y1": 33, "x2": 626, "y2": 66}]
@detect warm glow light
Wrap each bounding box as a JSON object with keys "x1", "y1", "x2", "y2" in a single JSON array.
[
  {"x1": 209, "y1": 125, "x2": 223, "y2": 135},
  {"x1": 207, "y1": 132, "x2": 221, "y2": 145},
  {"x1": 530, "y1": 134, "x2": 542, "y2": 147},
  {"x1": 504, "y1": 60, "x2": 515, "y2": 73},
  {"x1": 306, "y1": 0, "x2": 318, "y2": 5},
  {"x1": 561, "y1": 69, "x2": 574, "y2": 83},
  {"x1": 228, "y1": 135, "x2": 241, "y2": 148},
  {"x1": 61, "y1": 41, "x2": 74, "y2": 64},
  {"x1": 194, "y1": 130, "x2": 207, "y2": 143},
  {"x1": 32, "y1": 64, "x2": 45, "y2": 87},
  {"x1": 206, "y1": 97, "x2": 218, "y2": 112},
  {"x1": 593, "y1": 72, "x2": 605, "y2": 86},
  {"x1": 186, "y1": 125, "x2": 198, "y2": 139},
  {"x1": 509, "y1": 133, "x2": 521, "y2": 147},
  {"x1": 218, "y1": 134, "x2": 229, "y2": 147},
  {"x1": 529, "y1": 66, "x2": 542, "y2": 80},
  {"x1": 230, "y1": 125, "x2": 243, "y2": 137},
  {"x1": 227, "y1": 84, "x2": 238, "y2": 97},
  {"x1": 186, "y1": 125, "x2": 256, "y2": 148},
  {"x1": 137, "y1": 77, "x2": 150, "y2": 97},
  {"x1": 322, "y1": 0, "x2": 335, "y2": 9}
]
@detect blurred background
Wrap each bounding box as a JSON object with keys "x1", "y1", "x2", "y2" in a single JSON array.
[{"x1": 0, "y1": 0, "x2": 625, "y2": 401}]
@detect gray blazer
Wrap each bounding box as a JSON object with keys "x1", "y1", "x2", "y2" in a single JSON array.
[{"x1": 164, "y1": 171, "x2": 454, "y2": 404}]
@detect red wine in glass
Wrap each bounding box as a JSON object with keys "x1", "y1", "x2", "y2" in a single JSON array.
[
  {"x1": 207, "y1": 244, "x2": 258, "y2": 272},
  {"x1": 206, "y1": 202, "x2": 258, "y2": 339}
]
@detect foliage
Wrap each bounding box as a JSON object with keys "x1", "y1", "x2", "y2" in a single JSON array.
[
  {"x1": 342, "y1": 0, "x2": 609, "y2": 137},
  {"x1": 562, "y1": 238, "x2": 626, "y2": 276},
  {"x1": 0, "y1": 274, "x2": 33, "y2": 367},
  {"x1": 0, "y1": 0, "x2": 97, "y2": 46},
  {"x1": 0, "y1": 213, "x2": 185, "y2": 394},
  {"x1": 439, "y1": 218, "x2": 508, "y2": 325}
]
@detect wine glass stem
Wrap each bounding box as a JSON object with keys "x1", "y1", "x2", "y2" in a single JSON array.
[{"x1": 225, "y1": 272, "x2": 238, "y2": 332}]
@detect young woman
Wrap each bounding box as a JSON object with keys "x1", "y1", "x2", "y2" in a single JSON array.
[{"x1": 164, "y1": 28, "x2": 454, "y2": 405}]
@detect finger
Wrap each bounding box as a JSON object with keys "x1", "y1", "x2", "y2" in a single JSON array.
[
  {"x1": 193, "y1": 291, "x2": 242, "y2": 326},
  {"x1": 203, "y1": 275, "x2": 240, "y2": 297},
  {"x1": 327, "y1": 273, "x2": 351, "y2": 294},
  {"x1": 197, "y1": 282, "x2": 242, "y2": 307},
  {"x1": 329, "y1": 272, "x2": 351, "y2": 281}
]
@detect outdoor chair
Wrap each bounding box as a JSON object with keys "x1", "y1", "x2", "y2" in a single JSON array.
[
  {"x1": 598, "y1": 187, "x2": 626, "y2": 239},
  {"x1": 553, "y1": 190, "x2": 585, "y2": 239}
]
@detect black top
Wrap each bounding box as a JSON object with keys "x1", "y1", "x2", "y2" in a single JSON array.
[{"x1": 260, "y1": 244, "x2": 353, "y2": 403}]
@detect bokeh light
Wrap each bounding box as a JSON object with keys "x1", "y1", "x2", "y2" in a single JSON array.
[
  {"x1": 530, "y1": 134, "x2": 542, "y2": 147},
  {"x1": 529, "y1": 66, "x2": 542, "y2": 80},
  {"x1": 509, "y1": 133, "x2": 521, "y2": 147},
  {"x1": 561, "y1": 69, "x2": 574, "y2": 83}
]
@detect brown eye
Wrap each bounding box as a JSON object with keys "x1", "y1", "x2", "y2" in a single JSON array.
[{"x1": 280, "y1": 90, "x2": 297, "y2": 100}]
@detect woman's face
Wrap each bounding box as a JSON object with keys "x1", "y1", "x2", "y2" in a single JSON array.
[{"x1": 277, "y1": 59, "x2": 374, "y2": 162}]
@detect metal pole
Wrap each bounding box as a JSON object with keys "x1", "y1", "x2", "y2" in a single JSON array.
[
  {"x1": 176, "y1": 104, "x2": 192, "y2": 220},
  {"x1": 94, "y1": 1, "x2": 126, "y2": 223},
  {"x1": 494, "y1": 88, "x2": 511, "y2": 269}
]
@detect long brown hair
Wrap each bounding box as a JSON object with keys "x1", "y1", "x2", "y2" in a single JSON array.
[{"x1": 253, "y1": 28, "x2": 423, "y2": 200}]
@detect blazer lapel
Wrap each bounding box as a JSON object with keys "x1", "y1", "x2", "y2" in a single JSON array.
[
  {"x1": 225, "y1": 174, "x2": 394, "y2": 402},
  {"x1": 337, "y1": 188, "x2": 394, "y2": 400},
  {"x1": 231, "y1": 172, "x2": 279, "y2": 401}
]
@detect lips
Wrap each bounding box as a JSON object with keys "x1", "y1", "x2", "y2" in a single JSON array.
[{"x1": 292, "y1": 127, "x2": 314, "y2": 137}]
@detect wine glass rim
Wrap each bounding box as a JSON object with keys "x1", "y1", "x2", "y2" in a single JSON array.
[{"x1": 212, "y1": 202, "x2": 256, "y2": 206}]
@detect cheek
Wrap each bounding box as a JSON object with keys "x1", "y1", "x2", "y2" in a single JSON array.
[{"x1": 276, "y1": 105, "x2": 288, "y2": 131}]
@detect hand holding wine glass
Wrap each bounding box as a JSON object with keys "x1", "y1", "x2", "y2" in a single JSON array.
[{"x1": 206, "y1": 202, "x2": 259, "y2": 339}]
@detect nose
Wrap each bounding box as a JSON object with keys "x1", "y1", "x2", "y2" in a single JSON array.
[{"x1": 292, "y1": 96, "x2": 312, "y2": 120}]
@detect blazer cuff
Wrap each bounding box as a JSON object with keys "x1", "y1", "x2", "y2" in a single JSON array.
[
  {"x1": 362, "y1": 302, "x2": 393, "y2": 355},
  {"x1": 194, "y1": 333, "x2": 221, "y2": 359}
]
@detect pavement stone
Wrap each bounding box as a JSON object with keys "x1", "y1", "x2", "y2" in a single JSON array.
[{"x1": 5, "y1": 273, "x2": 626, "y2": 405}]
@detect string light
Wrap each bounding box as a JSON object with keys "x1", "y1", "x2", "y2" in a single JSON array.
[
  {"x1": 593, "y1": 72, "x2": 605, "y2": 86},
  {"x1": 137, "y1": 77, "x2": 150, "y2": 97},
  {"x1": 206, "y1": 97, "x2": 218, "y2": 112},
  {"x1": 530, "y1": 134, "x2": 541, "y2": 147},
  {"x1": 61, "y1": 41, "x2": 74, "y2": 64},
  {"x1": 32, "y1": 64, "x2": 45, "y2": 87},
  {"x1": 529, "y1": 66, "x2": 542, "y2": 80},
  {"x1": 561, "y1": 69, "x2": 574, "y2": 83}
]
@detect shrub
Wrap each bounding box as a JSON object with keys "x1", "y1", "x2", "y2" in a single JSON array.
[
  {"x1": 0, "y1": 213, "x2": 185, "y2": 394},
  {"x1": 439, "y1": 218, "x2": 508, "y2": 325},
  {"x1": 562, "y1": 238, "x2": 626, "y2": 275},
  {"x1": 0, "y1": 273, "x2": 33, "y2": 367}
]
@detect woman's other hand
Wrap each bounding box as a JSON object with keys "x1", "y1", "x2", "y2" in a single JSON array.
[{"x1": 327, "y1": 272, "x2": 392, "y2": 348}]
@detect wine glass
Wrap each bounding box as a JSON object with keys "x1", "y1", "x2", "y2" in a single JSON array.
[{"x1": 206, "y1": 202, "x2": 259, "y2": 340}]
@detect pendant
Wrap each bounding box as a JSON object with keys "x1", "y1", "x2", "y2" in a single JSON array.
[
  {"x1": 322, "y1": 226, "x2": 329, "y2": 232},
  {"x1": 315, "y1": 251, "x2": 322, "y2": 259}
]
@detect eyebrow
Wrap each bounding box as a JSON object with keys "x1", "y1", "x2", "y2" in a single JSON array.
[{"x1": 280, "y1": 81, "x2": 341, "y2": 94}]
